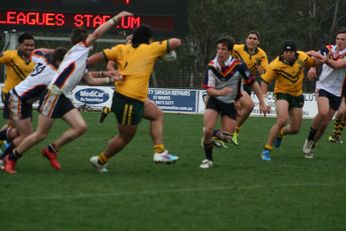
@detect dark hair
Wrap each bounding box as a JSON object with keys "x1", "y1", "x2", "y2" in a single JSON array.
[
  {"x1": 247, "y1": 30, "x2": 261, "y2": 41},
  {"x1": 70, "y1": 27, "x2": 89, "y2": 45},
  {"x1": 18, "y1": 32, "x2": 34, "y2": 44},
  {"x1": 52, "y1": 47, "x2": 68, "y2": 64},
  {"x1": 216, "y1": 36, "x2": 235, "y2": 51},
  {"x1": 282, "y1": 40, "x2": 297, "y2": 51},
  {"x1": 336, "y1": 28, "x2": 346, "y2": 36},
  {"x1": 131, "y1": 25, "x2": 153, "y2": 48}
]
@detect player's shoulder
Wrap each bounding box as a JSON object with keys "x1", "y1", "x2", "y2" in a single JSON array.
[
  {"x1": 257, "y1": 47, "x2": 267, "y2": 55},
  {"x1": 2, "y1": 49, "x2": 16, "y2": 57},
  {"x1": 269, "y1": 56, "x2": 282, "y2": 67},
  {"x1": 296, "y1": 51, "x2": 310, "y2": 60},
  {"x1": 233, "y1": 44, "x2": 244, "y2": 51}
]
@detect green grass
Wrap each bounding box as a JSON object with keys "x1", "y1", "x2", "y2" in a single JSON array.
[{"x1": 1, "y1": 113, "x2": 346, "y2": 231}]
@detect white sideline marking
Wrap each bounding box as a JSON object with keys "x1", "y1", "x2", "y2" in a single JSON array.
[{"x1": 1, "y1": 182, "x2": 345, "y2": 202}]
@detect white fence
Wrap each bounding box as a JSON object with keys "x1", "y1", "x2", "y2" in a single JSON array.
[{"x1": 0, "y1": 84, "x2": 318, "y2": 118}]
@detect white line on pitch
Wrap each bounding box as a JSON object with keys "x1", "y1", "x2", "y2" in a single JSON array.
[{"x1": 1, "y1": 182, "x2": 345, "y2": 202}]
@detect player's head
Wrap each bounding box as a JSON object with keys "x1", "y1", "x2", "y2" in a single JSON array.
[
  {"x1": 131, "y1": 25, "x2": 153, "y2": 48},
  {"x1": 70, "y1": 27, "x2": 89, "y2": 45},
  {"x1": 216, "y1": 36, "x2": 234, "y2": 62},
  {"x1": 246, "y1": 30, "x2": 261, "y2": 49},
  {"x1": 336, "y1": 28, "x2": 346, "y2": 50},
  {"x1": 17, "y1": 32, "x2": 35, "y2": 57},
  {"x1": 216, "y1": 37, "x2": 235, "y2": 51},
  {"x1": 52, "y1": 47, "x2": 68, "y2": 67},
  {"x1": 282, "y1": 40, "x2": 297, "y2": 63}
]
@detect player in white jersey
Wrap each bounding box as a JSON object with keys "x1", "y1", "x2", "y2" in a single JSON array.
[
  {"x1": 303, "y1": 29, "x2": 346, "y2": 159},
  {"x1": 3, "y1": 11, "x2": 132, "y2": 174},
  {"x1": 0, "y1": 48, "x2": 67, "y2": 169},
  {"x1": 0, "y1": 48, "x2": 68, "y2": 159}
]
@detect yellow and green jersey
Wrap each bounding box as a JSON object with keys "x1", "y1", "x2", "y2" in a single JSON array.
[
  {"x1": 103, "y1": 40, "x2": 169, "y2": 102},
  {"x1": 0, "y1": 50, "x2": 35, "y2": 93},
  {"x1": 261, "y1": 51, "x2": 315, "y2": 96},
  {"x1": 233, "y1": 44, "x2": 269, "y2": 77}
]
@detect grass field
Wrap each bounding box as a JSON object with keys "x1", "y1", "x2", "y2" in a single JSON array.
[{"x1": 1, "y1": 112, "x2": 345, "y2": 231}]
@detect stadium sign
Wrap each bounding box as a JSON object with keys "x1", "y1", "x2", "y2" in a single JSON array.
[{"x1": 0, "y1": 0, "x2": 188, "y2": 37}]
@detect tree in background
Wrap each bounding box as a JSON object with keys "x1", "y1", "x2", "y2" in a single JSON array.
[{"x1": 168, "y1": 0, "x2": 346, "y2": 89}]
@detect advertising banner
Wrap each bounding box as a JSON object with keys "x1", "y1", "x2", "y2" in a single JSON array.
[
  {"x1": 148, "y1": 88, "x2": 198, "y2": 113},
  {"x1": 0, "y1": 83, "x2": 319, "y2": 118}
]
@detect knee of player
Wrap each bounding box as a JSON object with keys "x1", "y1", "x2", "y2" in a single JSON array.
[
  {"x1": 36, "y1": 132, "x2": 49, "y2": 141},
  {"x1": 203, "y1": 126, "x2": 214, "y2": 137},
  {"x1": 243, "y1": 100, "x2": 254, "y2": 110},
  {"x1": 76, "y1": 123, "x2": 88, "y2": 135}
]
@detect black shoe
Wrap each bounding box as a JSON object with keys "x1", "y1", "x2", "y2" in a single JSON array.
[{"x1": 99, "y1": 107, "x2": 110, "y2": 123}]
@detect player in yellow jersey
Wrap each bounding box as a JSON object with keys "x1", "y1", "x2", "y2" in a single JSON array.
[
  {"x1": 232, "y1": 31, "x2": 269, "y2": 144},
  {"x1": 88, "y1": 25, "x2": 182, "y2": 172},
  {"x1": 260, "y1": 41, "x2": 318, "y2": 161},
  {"x1": 101, "y1": 34, "x2": 179, "y2": 169},
  {"x1": 0, "y1": 33, "x2": 35, "y2": 155}
]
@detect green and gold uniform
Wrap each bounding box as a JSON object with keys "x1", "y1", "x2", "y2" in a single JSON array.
[
  {"x1": 262, "y1": 51, "x2": 315, "y2": 96},
  {"x1": 233, "y1": 44, "x2": 269, "y2": 94},
  {"x1": 261, "y1": 51, "x2": 315, "y2": 108},
  {"x1": 0, "y1": 50, "x2": 35, "y2": 94},
  {"x1": 103, "y1": 40, "x2": 169, "y2": 124}
]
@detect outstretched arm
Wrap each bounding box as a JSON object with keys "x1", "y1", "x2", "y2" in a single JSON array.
[
  {"x1": 83, "y1": 70, "x2": 122, "y2": 85},
  {"x1": 87, "y1": 52, "x2": 107, "y2": 67},
  {"x1": 85, "y1": 11, "x2": 133, "y2": 47},
  {"x1": 252, "y1": 81, "x2": 270, "y2": 116}
]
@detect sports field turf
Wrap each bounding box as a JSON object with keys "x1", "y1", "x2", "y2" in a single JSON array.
[{"x1": 1, "y1": 113, "x2": 345, "y2": 231}]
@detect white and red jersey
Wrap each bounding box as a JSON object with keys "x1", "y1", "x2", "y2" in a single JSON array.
[
  {"x1": 10, "y1": 50, "x2": 58, "y2": 101},
  {"x1": 48, "y1": 42, "x2": 91, "y2": 95},
  {"x1": 316, "y1": 45, "x2": 346, "y2": 97}
]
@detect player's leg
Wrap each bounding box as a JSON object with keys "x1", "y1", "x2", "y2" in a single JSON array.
[
  {"x1": 90, "y1": 92, "x2": 143, "y2": 172},
  {"x1": 303, "y1": 90, "x2": 339, "y2": 157},
  {"x1": 2, "y1": 118, "x2": 33, "y2": 161},
  {"x1": 329, "y1": 97, "x2": 345, "y2": 143},
  {"x1": 3, "y1": 114, "x2": 55, "y2": 174},
  {"x1": 232, "y1": 91, "x2": 254, "y2": 145},
  {"x1": 261, "y1": 98, "x2": 289, "y2": 161},
  {"x1": 53, "y1": 109, "x2": 87, "y2": 150},
  {"x1": 2, "y1": 97, "x2": 34, "y2": 159},
  {"x1": 200, "y1": 108, "x2": 218, "y2": 168},
  {"x1": 285, "y1": 107, "x2": 303, "y2": 135},
  {"x1": 143, "y1": 100, "x2": 178, "y2": 163},
  {"x1": 275, "y1": 94, "x2": 304, "y2": 147}
]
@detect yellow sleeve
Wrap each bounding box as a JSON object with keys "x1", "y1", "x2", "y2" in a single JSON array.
[
  {"x1": 261, "y1": 62, "x2": 276, "y2": 84},
  {"x1": 232, "y1": 44, "x2": 242, "y2": 59},
  {"x1": 0, "y1": 51, "x2": 12, "y2": 64},
  {"x1": 103, "y1": 45, "x2": 122, "y2": 61},
  {"x1": 150, "y1": 40, "x2": 169, "y2": 57}
]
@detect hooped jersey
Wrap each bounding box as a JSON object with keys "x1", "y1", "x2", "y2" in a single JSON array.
[
  {"x1": 202, "y1": 56, "x2": 255, "y2": 103},
  {"x1": 49, "y1": 42, "x2": 91, "y2": 95},
  {"x1": 233, "y1": 44, "x2": 269, "y2": 77},
  {"x1": 0, "y1": 50, "x2": 35, "y2": 94},
  {"x1": 11, "y1": 50, "x2": 58, "y2": 101},
  {"x1": 261, "y1": 51, "x2": 315, "y2": 96},
  {"x1": 316, "y1": 45, "x2": 346, "y2": 97},
  {"x1": 103, "y1": 40, "x2": 169, "y2": 102}
]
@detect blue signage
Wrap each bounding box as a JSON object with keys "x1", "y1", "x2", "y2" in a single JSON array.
[{"x1": 74, "y1": 88, "x2": 110, "y2": 105}]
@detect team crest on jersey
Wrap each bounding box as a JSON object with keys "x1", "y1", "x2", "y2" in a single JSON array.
[
  {"x1": 297, "y1": 60, "x2": 304, "y2": 69},
  {"x1": 255, "y1": 58, "x2": 261, "y2": 65}
]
